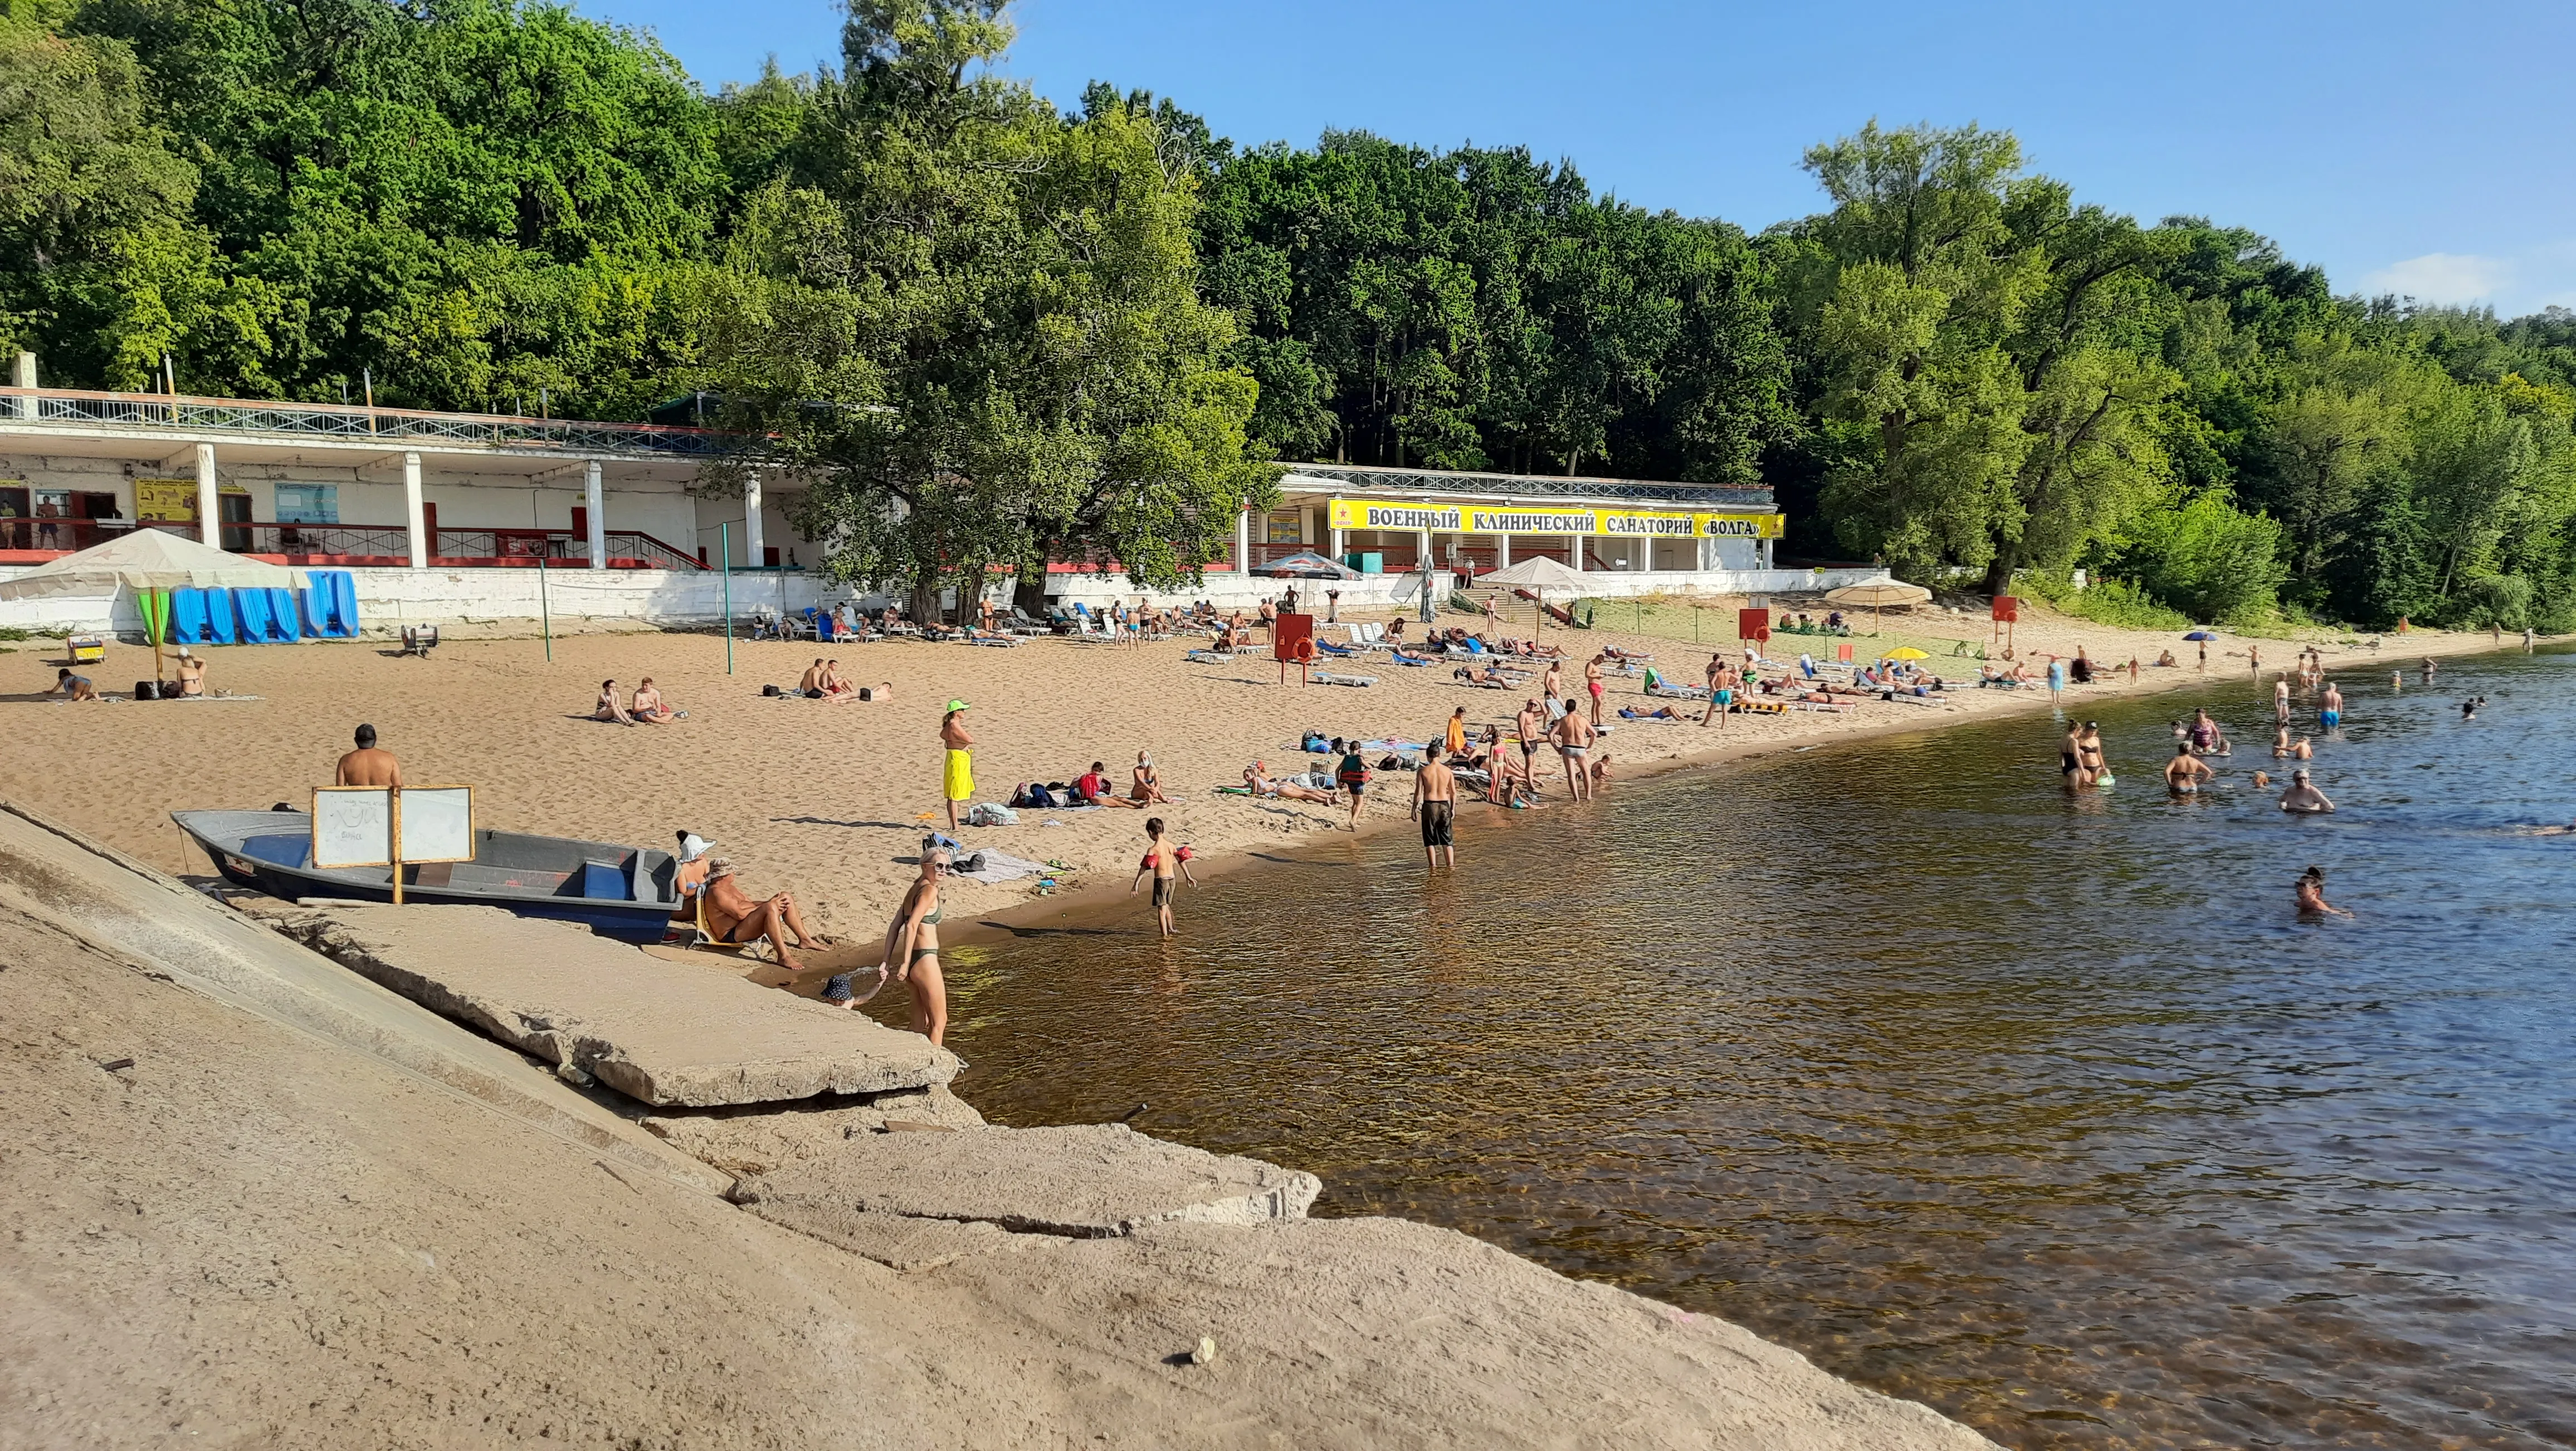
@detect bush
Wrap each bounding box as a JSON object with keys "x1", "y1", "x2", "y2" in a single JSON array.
[{"x1": 2111, "y1": 493, "x2": 2290, "y2": 622}]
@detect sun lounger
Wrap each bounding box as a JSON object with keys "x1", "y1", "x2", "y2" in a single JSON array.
[
  {"x1": 1310, "y1": 670, "x2": 1377, "y2": 688},
  {"x1": 1185, "y1": 648, "x2": 1236, "y2": 665}
]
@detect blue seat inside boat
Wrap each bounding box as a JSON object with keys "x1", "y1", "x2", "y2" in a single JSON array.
[
  {"x1": 241, "y1": 834, "x2": 311, "y2": 869},
  {"x1": 580, "y1": 860, "x2": 631, "y2": 900}
]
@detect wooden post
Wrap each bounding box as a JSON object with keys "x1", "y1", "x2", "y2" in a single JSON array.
[{"x1": 389, "y1": 786, "x2": 404, "y2": 905}]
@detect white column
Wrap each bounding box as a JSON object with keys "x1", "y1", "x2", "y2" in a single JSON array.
[
  {"x1": 743, "y1": 470, "x2": 765, "y2": 567},
  {"x1": 402, "y1": 451, "x2": 426, "y2": 568},
  {"x1": 11, "y1": 351, "x2": 33, "y2": 419},
  {"x1": 584, "y1": 462, "x2": 606, "y2": 569},
  {"x1": 1634, "y1": 537, "x2": 1653, "y2": 574},
  {"x1": 1761, "y1": 537, "x2": 1776, "y2": 571},
  {"x1": 1235, "y1": 508, "x2": 1251, "y2": 573},
  {"x1": 1328, "y1": 498, "x2": 1344, "y2": 562},
  {"x1": 1568, "y1": 533, "x2": 1585, "y2": 571},
  {"x1": 1496, "y1": 533, "x2": 1511, "y2": 569},
  {"x1": 1417, "y1": 527, "x2": 1433, "y2": 572},
  {"x1": 193, "y1": 443, "x2": 220, "y2": 549}
]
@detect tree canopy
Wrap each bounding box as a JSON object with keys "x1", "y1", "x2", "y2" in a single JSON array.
[{"x1": 6, "y1": 0, "x2": 2573, "y2": 627}]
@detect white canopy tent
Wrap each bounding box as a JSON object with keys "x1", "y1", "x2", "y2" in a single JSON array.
[
  {"x1": 0, "y1": 529, "x2": 306, "y2": 600},
  {"x1": 1477, "y1": 556, "x2": 1588, "y2": 639}
]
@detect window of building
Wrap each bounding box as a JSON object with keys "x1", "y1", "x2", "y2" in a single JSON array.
[{"x1": 274, "y1": 484, "x2": 340, "y2": 524}]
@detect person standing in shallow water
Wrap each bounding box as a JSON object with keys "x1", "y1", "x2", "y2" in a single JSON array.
[
  {"x1": 1412, "y1": 751, "x2": 1457, "y2": 870},
  {"x1": 2320, "y1": 680, "x2": 2344, "y2": 731}
]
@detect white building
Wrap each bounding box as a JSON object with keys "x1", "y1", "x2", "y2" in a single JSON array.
[{"x1": 2, "y1": 358, "x2": 1881, "y2": 630}]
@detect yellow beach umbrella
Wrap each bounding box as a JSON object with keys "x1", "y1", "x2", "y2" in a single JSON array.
[{"x1": 1882, "y1": 646, "x2": 1930, "y2": 661}]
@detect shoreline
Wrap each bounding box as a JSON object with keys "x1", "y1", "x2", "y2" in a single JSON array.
[{"x1": 941, "y1": 634, "x2": 2525, "y2": 953}]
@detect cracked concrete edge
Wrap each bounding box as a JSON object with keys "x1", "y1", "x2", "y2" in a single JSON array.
[{"x1": 0, "y1": 801, "x2": 730, "y2": 1197}]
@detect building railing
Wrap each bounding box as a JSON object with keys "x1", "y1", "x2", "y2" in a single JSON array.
[
  {"x1": 0, "y1": 387, "x2": 733, "y2": 458},
  {"x1": 105, "y1": 519, "x2": 708, "y2": 571},
  {"x1": 1282, "y1": 462, "x2": 1773, "y2": 509}
]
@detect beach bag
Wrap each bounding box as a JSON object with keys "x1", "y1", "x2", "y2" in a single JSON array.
[
  {"x1": 955, "y1": 851, "x2": 988, "y2": 874},
  {"x1": 762, "y1": 683, "x2": 783, "y2": 697}
]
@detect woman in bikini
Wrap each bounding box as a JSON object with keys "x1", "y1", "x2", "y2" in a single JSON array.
[{"x1": 867, "y1": 850, "x2": 950, "y2": 1044}]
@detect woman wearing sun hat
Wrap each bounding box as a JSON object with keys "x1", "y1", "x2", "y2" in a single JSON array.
[{"x1": 940, "y1": 699, "x2": 975, "y2": 831}]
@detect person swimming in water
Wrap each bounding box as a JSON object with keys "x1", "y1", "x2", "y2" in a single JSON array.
[
  {"x1": 2462, "y1": 697, "x2": 2484, "y2": 719},
  {"x1": 2164, "y1": 742, "x2": 2212, "y2": 796},
  {"x1": 2295, "y1": 864, "x2": 2351, "y2": 917}
]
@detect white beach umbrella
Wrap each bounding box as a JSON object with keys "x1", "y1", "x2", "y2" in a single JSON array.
[
  {"x1": 1479, "y1": 555, "x2": 1588, "y2": 639},
  {"x1": 1823, "y1": 578, "x2": 1932, "y2": 633},
  {"x1": 0, "y1": 529, "x2": 308, "y2": 678}
]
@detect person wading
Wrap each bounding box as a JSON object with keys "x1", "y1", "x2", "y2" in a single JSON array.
[{"x1": 1412, "y1": 751, "x2": 1457, "y2": 869}]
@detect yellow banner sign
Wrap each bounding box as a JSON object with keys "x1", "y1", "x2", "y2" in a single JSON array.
[{"x1": 1327, "y1": 497, "x2": 1781, "y2": 540}]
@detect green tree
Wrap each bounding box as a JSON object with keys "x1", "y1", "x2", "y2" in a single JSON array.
[{"x1": 707, "y1": 0, "x2": 1275, "y2": 618}]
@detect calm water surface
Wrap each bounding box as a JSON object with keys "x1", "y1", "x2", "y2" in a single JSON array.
[{"x1": 894, "y1": 649, "x2": 2576, "y2": 1450}]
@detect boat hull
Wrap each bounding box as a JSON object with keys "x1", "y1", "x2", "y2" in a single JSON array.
[{"x1": 177, "y1": 809, "x2": 680, "y2": 944}]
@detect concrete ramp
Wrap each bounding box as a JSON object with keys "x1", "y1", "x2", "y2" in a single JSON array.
[
  {"x1": 0, "y1": 802, "x2": 725, "y2": 1194},
  {"x1": 733, "y1": 1122, "x2": 1321, "y2": 1244},
  {"x1": 262, "y1": 902, "x2": 960, "y2": 1107}
]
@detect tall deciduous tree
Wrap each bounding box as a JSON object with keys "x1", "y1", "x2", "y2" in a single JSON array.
[{"x1": 706, "y1": 0, "x2": 1275, "y2": 617}]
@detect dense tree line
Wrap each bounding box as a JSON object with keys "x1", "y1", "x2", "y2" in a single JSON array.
[{"x1": 6, "y1": 0, "x2": 2573, "y2": 626}]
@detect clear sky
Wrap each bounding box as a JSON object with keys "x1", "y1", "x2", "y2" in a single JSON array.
[{"x1": 593, "y1": 0, "x2": 2576, "y2": 318}]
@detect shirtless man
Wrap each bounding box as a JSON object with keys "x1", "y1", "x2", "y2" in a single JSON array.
[
  {"x1": 819, "y1": 660, "x2": 857, "y2": 700},
  {"x1": 2164, "y1": 743, "x2": 2213, "y2": 796},
  {"x1": 632, "y1": 677, "x2": 681, "y2": 722},
  {"x1": 594, "y1": 678, "x2": 636, "y2": 726},
  {"x1": 2289, "y1": 734, "x2": 2312, "y2": 761},
  {"x1": 1549, "y1": 697, "x2": 1596, "y2": 802},
  {"x1": 1411, "y1": 751, "x2": 1457, "y2": 869},
  {"x1": 2277, "y1": 769, "x2": 2334, "y2": 814},
  {"x1": 1540, "y1": 659, "x2": 1563, "y2": 706},
  {"x1": 335, "y1": 723, "x2": 401, "y2": 786},
  {"x1": 173, "y1": 647, "x2": 206, "y2": 697},
  {"x1": 797, "y1": 659, "x2": 827, "y2": 697},
  {"x1": 1583, "y1": 654, "x2": 1607, "y2": 725},
  {"x1": 2320, "y1": 680, "x2": 2343, "y2": 730},
  {"x1": 47, "y1": 668, "x2": 100, "y2": 702},
  {"x1": 1514, "y1": 698, "x2": 1545, "y2": 785},
  {"x1": 2273, "y1": 673, "x2": 2292, "y2": 726},
  {"x1": 700, "y1": 858, "x2": 827, "y2": 970},
  {"x1": 2248, "y1": 643, "x2": 2261, "y2": 679},
  {"x1": 2422, "y1": 656, "x2": 2437, "y2": 684}
]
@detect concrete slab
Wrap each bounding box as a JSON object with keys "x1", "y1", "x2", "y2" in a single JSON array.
[
  {"x1": 752, "y1": 1203, "x2": 1028, "y2": 1272},
  {"x1": 932, "y1": 1218, "x2": 2001, "y2": 1450},
  {"x1": 642, "y1": 1084, "x2": 986, "y2": 1176},
  {"x1": 0, "y1": 802, "x2": 726, "y2": 1194},
  {"x1": 264, "y1": 902, "x2": 960, "y2": 1107},
  {"x1": 733, "y1": 1122, "x2": 1321, "y2": 1238}
]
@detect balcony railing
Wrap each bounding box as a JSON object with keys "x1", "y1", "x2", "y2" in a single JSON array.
[
  {"x1": 0, "y1": 387, "x2": 733, "y2": 458},
  {"x1": 1283, "y1": 462, "x2": 1773, "y2": 509},
  {"x1": 104, "y1": 519, "x2": 708, "y2": 571}
]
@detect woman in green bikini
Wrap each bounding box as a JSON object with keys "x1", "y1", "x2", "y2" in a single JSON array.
[{"x1": 871, "y1": 848, "x2": 950, "y2": 1045}]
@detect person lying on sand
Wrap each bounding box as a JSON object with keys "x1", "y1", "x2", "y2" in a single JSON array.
[
  {"x1": 699, "y1": 857, "x2": 829, "y2": 970},
  {"x1": 631, "y1": 677, "x2": 684, "y2": 722},
  {"x1": 594, "y1": 679, "x2": 636, "y2": 726},
  {"x1": 1244, "y1": 762, "x2": 1336, "y2": 804},
  {"x1": 1618, "y1": 705, "x2": 1686, "y2": 720}
]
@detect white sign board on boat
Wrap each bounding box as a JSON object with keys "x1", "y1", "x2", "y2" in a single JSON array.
[{"x1": 310, "y1": 786, "x2": 475, "y2": 868}]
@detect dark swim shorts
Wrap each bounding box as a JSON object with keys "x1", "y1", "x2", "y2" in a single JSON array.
[{"x1": 1419, "y1": 799, "x2": 1453, "y2": 846}]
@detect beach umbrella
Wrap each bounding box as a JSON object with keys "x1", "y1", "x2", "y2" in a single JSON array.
[
  {"x1": 1479, "y1": 555, "x2": 1587, "y2": 641},
  {"x1": 0, "y1": 529, "x2": 307, "y2": 681},
  {"x1": 1882, "y1": 646, "x2": 1929, "y2": 660},
  {"x1": 1823, "y1": 577, "x2": 1931, "y2": 633},
  {"x1": 2182, "y1": 630, "x2": 2217, "y2": 641},
  {"x1": 1249, "y1": 549, "x2": 1360, "y2": 580}
]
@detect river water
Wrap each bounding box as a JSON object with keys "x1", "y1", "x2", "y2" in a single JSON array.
[{"x1": 901, "y1": 648, "x2": 2576, "y2": 1450}]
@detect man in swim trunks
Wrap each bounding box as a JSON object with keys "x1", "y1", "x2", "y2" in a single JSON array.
[
  {"x1": 1583, "y1": 654, "x2": 1606, "y2": 725},
  {"x1": 2273, "y1": 673, "x2": 2292, "y2": 726},
  {"x1": 700, "y1": 858, "x2": 828, "y2": 970},
  {"x1": 1129, "y1": 816, "x2": 1192, "y2": 936},
  {"x1": 632, "y1": 677, "x2": 681, "y2": 722},
  {"x1": 2320, "y1": 680, "x2": 2343, "y2": 729},
  {"x1": 2164, "y1": 743, "x2": 2212, "y2": 795},
  {"x1": 2277, "y1": 769, "x2": 2334, "y2": 814},
  {"x1": 1515, "y1": 698, "x2": 1544, "y2": 781},
  {"x1": 797, "y1": 659, "x2": 826, "y2": 697},
  {"x1": 1412, "y1": 750, "x2": 1457, "y2": 869},
  {"x1": 47, "y1": 668, "x2": 99, "y2": 702},
  {"x1": 940, "y1": 700, "x2": 974, "y2": 832},
  {"x1": 1550, "y1": 697, "x2": 1596, "y2": 802},
  {"x1": 1701, "y1": 651, "x2": 1733, "y2": 728}
]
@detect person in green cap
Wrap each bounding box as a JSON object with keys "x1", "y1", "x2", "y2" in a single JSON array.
[{"x1": 940, "y1": 699, "x2": 975, "y2": 831}]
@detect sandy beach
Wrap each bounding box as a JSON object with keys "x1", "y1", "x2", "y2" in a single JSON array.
[{"x1": 2, "y1": 599, "x2": 2510, "y2": 973}]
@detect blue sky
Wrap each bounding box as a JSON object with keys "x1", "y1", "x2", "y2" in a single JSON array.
[{"x1": 595, "y1": 0, "x2": 2576, "y2": 318}]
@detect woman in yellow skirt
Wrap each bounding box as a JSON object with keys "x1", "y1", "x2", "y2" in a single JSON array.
[{"x1": 940, "y1": 699, "x2": 974, "y2": 832}]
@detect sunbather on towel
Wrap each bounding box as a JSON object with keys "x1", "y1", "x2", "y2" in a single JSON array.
[
  {"x1": 1129, "y1": 751, "x2": 1172, "y2": 805},
  {"x1": 1245, "y1": 762, "x2": 1336, "y2": 804},
  {"x1": 1618, "y1": 705, "x2": 1686, "y2": 720},
  {"x1": 631, "y1": 676, "x2": 684, "y2": 722}
]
